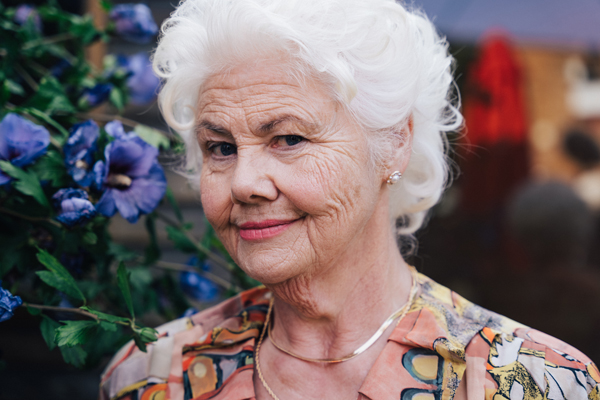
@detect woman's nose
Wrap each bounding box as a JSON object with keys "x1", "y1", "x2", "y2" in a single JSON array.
[{"x1": 230, "y1": 153, "x2": 278, "y2": 204}]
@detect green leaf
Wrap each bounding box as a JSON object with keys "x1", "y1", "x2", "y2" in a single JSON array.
[
  {"x1": 22, "y1": 108, "x2": 70, "y2": 139},
  {"x1": 129, "y1": 267, "x2": 153, "y2": 293},
  {"x1": 134, "y1": 125, "x2": 170, "y2": 150},
  {"x1": 0, "y1": 161, "x2": 50, "y2": 209},
  {"x1": 99, "y1": 0, "x2": 113, "y2": 12},
  {"x1": 0, "y1": 248, "x2": 20, "y2": 279},
  {"x1": 60, "y1": 345, "x2": 87, "y2": 368},
  {"x1": 144, "y1": 213, "x2": 160, "y2": 264},
  {"x1": 165, "y1": 188, "x2": 184, "y2": 223},
  {"x1": 26, "y1": 76, "x2": 75, "y2": 115},
  {"x1": 117, "y1": 263, "x2": 135, "y2": 319},
  {"x1": 80, "y1": 307, "x2": 129, "y2": 324},
  {"x1": 40, "y1": 316, "x2": 61, "y2": 350},
  {"x1": 5, "y1": 79, "x2": 24, "y2": 96},
  {"x1": 166, "y1": 225, "x2": 197, "y2": 253},
  {"x1": 31, "y1": 150, "x2": 70, "y2": 187},
  {"x1": 82, "y1": 231, "x2": 97, "y2": 245},
  {"x1": 77, "y1": 280, "x2": 104, "y2": 301},
  {"x1": 26, "y1": 306, "x2": 42, "y2": 316},
  {"x1": 35, "y1": 248, "x2": 86, "y2": 303},
  {"x1": 109, "y1": 87, "x2": 125, "y2": 110},
  {"x1": 107, "y1": 243, "x2": 137, "y2": 262},
  {"x1": 99, "y1": 321, "x2": 117, "y2": 332},
  {"x1": 55, "y1": 320, "x2": 98, "y2": 347},
  {"x1": 68, "y1": 15, "x2": 98, "y2": 45}
]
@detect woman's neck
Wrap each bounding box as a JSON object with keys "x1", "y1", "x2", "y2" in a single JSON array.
[{"x1": 265, "y1": 214, "x2": 413, "y2": 361}]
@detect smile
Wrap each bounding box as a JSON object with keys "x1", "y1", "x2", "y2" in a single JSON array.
[{"x1": 239, "y1": 219, "x2": 300, "y2": 241}]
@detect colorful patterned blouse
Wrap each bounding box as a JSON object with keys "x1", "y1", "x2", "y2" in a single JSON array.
[{"x1": 99, "y1": 272, "x2": 600, "y2": 400}]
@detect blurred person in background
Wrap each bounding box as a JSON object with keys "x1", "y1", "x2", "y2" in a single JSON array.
[{"x1": 503, "y1": 180, "x2": 600, "y2": 364}]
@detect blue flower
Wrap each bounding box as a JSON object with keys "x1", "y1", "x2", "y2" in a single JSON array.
[
  {"x1": 179, "y1": 257, "x2": 219, "y2": 302},
  {"x1": 64, "y1": 120, "x2": 99, "y2": 187},
  {"x1": 104, "y1": 120, "x2": 137, "y2": 141},
  {"x1": 117, "y1": 53, "x2": 160, "y2": 105},
  {"x1": 80, "y1": 83, "x2": 113, "y2": 108},
  {"x1": 52, "y1": 188, "x2": 97, "y2": 227},
  {"x1": 50, "y1": 59, "x2": 72, "y2": 78},
  {"x1": 94, "y1": 121, "x2": 166, "y2": 223},
  {"x1": 0, "y1": 113, "x2": 50, "y2": 185},
  {"x1": 109, "y1": 4, "x2": 158, "y2": 44},
  {"x1": 179, "y1": 271, "x2": 219, "y2": 302},
  {"x1": 0, "y1": 282, "x2": 23, "y2": 323},
  {"x1": 14, "y1": 5, "x2": 42, "y2": 33}
]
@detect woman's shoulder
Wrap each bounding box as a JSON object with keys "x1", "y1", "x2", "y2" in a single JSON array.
[
  {"x1": 99, "y1": 286, "x2": 270, "y2": 400},
  {"x1": 415, "y1": 273, "x2": 600, "y2": 399},
  {"x1": 463, "y1": 324, "x2": 600, "y2": 399}
]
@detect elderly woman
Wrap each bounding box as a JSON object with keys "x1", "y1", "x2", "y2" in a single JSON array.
[{"x1": 100, "y1": 0, "x2": 599, "y2": 399}]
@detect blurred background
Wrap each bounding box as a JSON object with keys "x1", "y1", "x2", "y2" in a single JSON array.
[{"x1": 1, "y1": 0, "x2": 600, "y2": 398}]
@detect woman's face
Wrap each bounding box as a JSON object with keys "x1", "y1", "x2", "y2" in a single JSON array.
[{"x1": 196, "y1": 60, "x2": 387, "y2": 284}]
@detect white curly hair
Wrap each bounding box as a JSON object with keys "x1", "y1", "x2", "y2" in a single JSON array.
[{"x1": 152, "y1": 0, "x2": 462, "y2": 235}]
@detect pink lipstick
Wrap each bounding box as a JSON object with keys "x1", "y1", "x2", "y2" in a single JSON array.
[{"x1": 239, "y1": 219, "x2": 298, "y2": 241}]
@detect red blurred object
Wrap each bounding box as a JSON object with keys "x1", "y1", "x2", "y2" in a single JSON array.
[
  {"x1": 463, "y1": 34, "x2": 527, "y2": 145},
  {"x1": 460, "y1": 33, "x2": 529, "y2": 215}
]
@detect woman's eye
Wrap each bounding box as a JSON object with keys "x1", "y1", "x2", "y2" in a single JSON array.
[
  {"x1": 276, "y1": 135, "x2": 305, "y2": 147},
  {"x1": 209, "y1": 142, "x2": 237, "y2": 157}
]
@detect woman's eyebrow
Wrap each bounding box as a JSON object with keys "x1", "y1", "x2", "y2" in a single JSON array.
[
  {"x1": 195, "y1": 121, "x2": 233, "y2": 139},
  {"x1": 258, "y1": 114, "x2": 317, "y2": 133}
]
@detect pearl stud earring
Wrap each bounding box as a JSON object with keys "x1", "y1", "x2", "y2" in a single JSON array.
[{"x1": 386, "y1": 171, "x2": 402, "y2": 185}]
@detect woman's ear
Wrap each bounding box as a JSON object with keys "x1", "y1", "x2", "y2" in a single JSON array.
[{"x1": 384, "y1": 116, "x2": 413, "y2": 182}]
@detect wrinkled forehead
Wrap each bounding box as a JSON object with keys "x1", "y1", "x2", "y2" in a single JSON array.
[{"x1": 195, "y1": 57, "x2": 341, "y2": 122}]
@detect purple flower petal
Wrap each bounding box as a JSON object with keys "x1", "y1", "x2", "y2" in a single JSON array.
[
  {"x1": 95, "y1": 189, "x2": 117, "y2": 217},
  {"x1": 105, "y1": 138, "x2": 157, "y2": 178},
  {"x1": 0, "y1": 172, "x2": 11, "y2": 186},
  {"x1": 0, "y1": 113, "x2": 50, "y2": 168},
  {"x1": 0, "y1": 282, "x2": 23, "y2": 323},
  {"x1": 93, "y1": 160, "x2": 107, "y2": 188},
  {"x1": 109, "y1": 4, "x2": 158, "y2": 44},
  {"x1": 64, "y1": 120, "x2": 99, "y2": 187},
  {"x1": 95, "y1": 122, "x2": 166, "y2": 223},
  {"x1": 105, "y1": 121, "x2": 131, "y2": 140},
  {"x1": 111, "y1": 188, "x2": 141, "y2": 223},
  {"x1": 80, "y1": 84, "x2": 113, "y2": 108},
  {"x1": 120, "y1": 53, "x2": 160, "y2": 105},
  {"x1": 14, "y1": 5, "x2": 42, "y2": 32},
  {"x1": 52, "y1": 188, "x2": 96, "y2": 227},
  {"x1": 127, "y1": 163, "x2": 167, "y2": 214}
]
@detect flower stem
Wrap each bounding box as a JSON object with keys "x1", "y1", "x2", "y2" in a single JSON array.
[
  {"x1": 27, "y1": 60, "x2": 50, "y2": 76},
  {"x1": 22, "y1": 33, "x2": 75, "y2": 50},
  {"x1": 23, "y1": 303, "x2": 99, "y2": 321},
  {"x1": 25, "y1": 108, "x2": 70, "y2": 139},
  {"x1": 150, "y1": 259, "x2": 241, "y2": 292},
  {"x1": 0, "y1": 207, "x2": 61, "y2": 227},
  {"x1": 155, "y1": 210, "x2": 236, "y2": 273},
  {"x1": 14, "y1": 64, "x2": 38, "y2": 91}
]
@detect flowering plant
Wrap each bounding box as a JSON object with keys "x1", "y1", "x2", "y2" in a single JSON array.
[{"x1": 0, "y1": 1, "x2": 257, "y2": 368}]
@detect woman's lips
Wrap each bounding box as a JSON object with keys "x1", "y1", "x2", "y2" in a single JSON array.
[{"x1": 239, "y1": 219, "x2": 298, "y2": 241}]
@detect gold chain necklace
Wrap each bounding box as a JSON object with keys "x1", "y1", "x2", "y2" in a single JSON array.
[{"x1": 255, "y1": 266, "x2": 419, "y2": 399}]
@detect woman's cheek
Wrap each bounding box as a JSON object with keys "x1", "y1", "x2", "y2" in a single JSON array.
[
  {"x1": 200, "y1": 175, "x2": 231, "y2": 228},
  {"x1": 284, "y1": 157, "x2": 350, "y2": 220}
]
